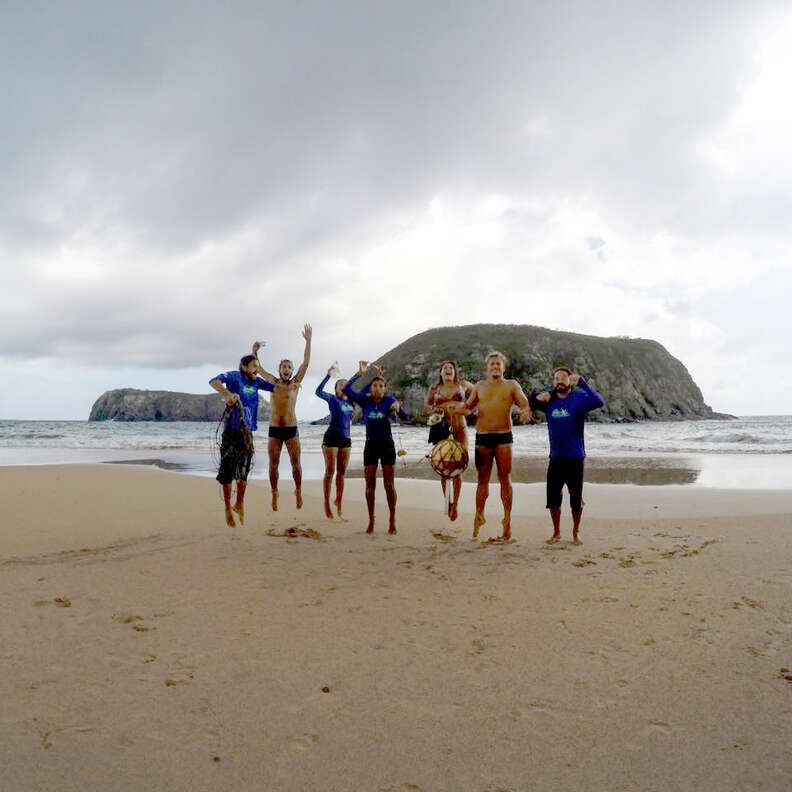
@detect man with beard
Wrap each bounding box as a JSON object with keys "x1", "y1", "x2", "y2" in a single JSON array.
[
  {"x1": 530, "y1": 367, "x2": 605, "y2": 545},
  {"x1": 449, "y1": 351, "x2": 533, "y2": 541},
  {"x1": 253, "y1": 324, "x2": 312, "y2": 511},
  {"x1": 210, "y1": 353, "x2": 275, "y2": 527}
]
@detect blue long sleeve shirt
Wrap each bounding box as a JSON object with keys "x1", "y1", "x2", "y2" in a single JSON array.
[
  {"x1": 315, "y1": 375, "x2": 355, "y2": 439},
  {"x1": 211, "y1": 370, "x2": 274, "y2": 431},
  {"x1": 530, "y1": 378, "x2": 604, "y2": 459},
  {"x1": 343, "y1": 373, "x2": 408, "y2": 442}
]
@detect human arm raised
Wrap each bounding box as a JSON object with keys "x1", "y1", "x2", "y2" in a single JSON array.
[
  {"x1": 251, "y1": 341, "x2": 276, "y2": 381},
  {"x1": 294, "y1": 324, "x2": 312, "y2": 383},
  {"x1": 572, "y1": 374, "x2": 605, "y2": 411},
  {"x1": 315, "y1": 369, "x2": 333, "y2": 404}
]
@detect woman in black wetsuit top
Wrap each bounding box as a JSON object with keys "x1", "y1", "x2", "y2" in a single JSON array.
[{"x1": 343, "y1": 362, "x2": 409, "y2": 535}]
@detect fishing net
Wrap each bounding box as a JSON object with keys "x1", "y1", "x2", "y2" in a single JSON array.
[
  {"x1": 212, "y1": 404, "x2": 256, "y2": 484},
  {"x1": 429, "y1": 437, "x2": 469, "y2": 479}
]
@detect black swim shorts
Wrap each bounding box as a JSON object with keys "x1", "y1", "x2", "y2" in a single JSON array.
[
  {"x1": 546, "y1": 457, "x2": 585, "y2": 510},
  {"x1": 268, "y1": 425, "x2": 298, "y2": 442},
  {"x1": 322, "y1": 427, "x2": 352, "y2": 449},
  {"x1": 363, "y1": 438, "x2": 396, "y2": 467},
  {"x1": 475, "y1": 431, "x2": 513, "y2": 450},
  {"x1": 216, "y1": 426, "x2": 253, "y2": 485}
]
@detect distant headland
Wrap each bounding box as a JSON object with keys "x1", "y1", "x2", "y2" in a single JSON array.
[{"x1": 89, "y1": 325, "x2": 731, "y2": 422}]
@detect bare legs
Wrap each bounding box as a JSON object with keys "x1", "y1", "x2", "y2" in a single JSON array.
[
  {"x1": 221, "y1": 480, "x2": 247, "y2": 527},
  {"x1": 222, "y1": 483, "x2": 235, "y2": 527},
  {"x1": 232, "y1": 481, "x2": 246, "y2": 524},
  {"x1": 383, "y1": 465, "x2": 397, "y2": 534},
  {"x1": 286, "y1": 436, "x2": 302, "y2": 509},
  {"x1": 268, "y1": 434, "x2": 303, "y2": 510},
  {"x1": 268, "y1": 437, "x2": 281, "y2": 511},
  {"x1": 442, "y1": 426, "x2": 466, "y2": 521},
  {"x1": 474, "y1": 443, "x2": 513, "y2": 540},
  {"x1": 364, "y1": 463, "x2": 397, "y2": 534},
  {"x1": 441, "y1": 477, "x2": 463, "y2": 521},
  {"x1": 364, "y1": 465, "x2": 376, "y2": 533},
  {"x1": 547, "y1": 507, "x2": 584, "y2": 544},
  {"x1": 322, "y1": 446, "x2": 350, "y2": 518}
]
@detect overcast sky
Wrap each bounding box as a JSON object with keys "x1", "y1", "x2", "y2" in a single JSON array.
[{"x1": 1, "y1": 1, "x2": 790, "y2": 421}]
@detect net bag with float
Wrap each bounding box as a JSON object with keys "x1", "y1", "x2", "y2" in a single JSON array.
[{"x1": 429, "y1": 437, "x2": 469, "y2": 517}]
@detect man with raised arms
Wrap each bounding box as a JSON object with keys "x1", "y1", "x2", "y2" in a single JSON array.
[
  {"x1": 530, "y1": 366, "x2": 604, "y2": 545},
  {"x1": 253, "y1": 324, "x2": 312, "y2": 511},
  {"x1": 450, "y1": 351, "x2": 532, "y2": 541}
]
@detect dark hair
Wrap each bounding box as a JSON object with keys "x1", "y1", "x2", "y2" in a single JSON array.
[
  {"x1": 239, "y1": 354, "x2": 256, "y2": 378},
  {"x1": 553, "y1": 366, "x2": 572, "y2": 376},
  {"x1": 435, "y1": 360, "x2": 459, "y2": 387},
  {"x1": 370, "y1": 375, "x2": 387, "y2": 386}
]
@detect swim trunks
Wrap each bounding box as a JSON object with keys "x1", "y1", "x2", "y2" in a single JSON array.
[
  {"x1": 216, "y1": 426, "x2": 253, "y2": 484},
  {"x1": 323, "y1": 427, "x2": 352, "y2": 448},
  {"x1": 475, "y1": 431, "x2": 513, "y2": 450},
  {"x1": 546, "y1": 458, "x2": 585, "y2": 510},
  {"x1": 363, "y1": 438, "x2": 396, "y2": 467},
  {"x1": 268, "y1": 426, "x2": 298, "y2": 442}
]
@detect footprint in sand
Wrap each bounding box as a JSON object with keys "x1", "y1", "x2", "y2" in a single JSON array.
[
  {"x1": 288, "y1": 733, "x2": 320, "y2": 753},
  {"x1": 642, "y1": 721, "x2": 673, "y2": 737}
]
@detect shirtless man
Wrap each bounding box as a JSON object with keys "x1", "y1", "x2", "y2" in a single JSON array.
[
  {"x1": 450, "y1": 351, "x2": 532, "y2": 540},
  {"x1": 253, "y1": 324, "x2": 312, "y2": 511}
]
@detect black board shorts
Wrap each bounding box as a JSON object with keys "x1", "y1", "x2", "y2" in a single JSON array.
[
  {"x1": 268, "y1": 425, "x2": 298, "y2": 442},
  {"x1": 546, "y1": 457, "x2": 585, "y2": 510},
  {"x1": 216, "y1": 426, "x2": 253, "y2": 484},
  {"x1": 363, "y1": 438, "x2": 396, "y2": 467},
  {"x1": 323, "y1": 427, "x2": 352, "y2": 448}
]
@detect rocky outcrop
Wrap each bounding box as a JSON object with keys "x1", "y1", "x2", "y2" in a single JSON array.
[
  {"x1": 371, "y1": 324, "x2": 730, "y2": 423},
  {"x1": 88, "y1": 388, "x2": 270, "y2": 422}
]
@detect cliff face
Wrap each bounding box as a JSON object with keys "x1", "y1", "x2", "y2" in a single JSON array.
[
  {"x1": 88, "y1": 389, "x2": 270, "y2": 422},
  {"x1": 372, "y1": 324, "x2": 726, "y2": 423}
]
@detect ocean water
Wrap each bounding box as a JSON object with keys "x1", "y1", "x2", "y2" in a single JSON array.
[{"x1": 1, "y1": 415, "x2": 791, "y2": 489}]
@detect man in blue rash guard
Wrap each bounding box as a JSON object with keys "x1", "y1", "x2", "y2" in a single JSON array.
[
  {"x1": 343, "y1": 362, "x2": 409, "y2": 535},
  {"x1": 315, "y1": 364, "x2": 356, "y2": 519},
  {"x1": 210, "y1": 354, "x2": 274, "y2": 528},
  {"x1": 530, "y1": 367, "x2": 605, "y2": 545}
]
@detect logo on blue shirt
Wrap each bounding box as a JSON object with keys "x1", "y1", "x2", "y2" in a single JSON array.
[{"x1": 551, "y1": 408, "x2": 571, "y2": 419}]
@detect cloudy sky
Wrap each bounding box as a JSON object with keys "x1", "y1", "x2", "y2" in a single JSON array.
[{"x1": 1, "y1": 1, "x2": 790, "y2": 421}]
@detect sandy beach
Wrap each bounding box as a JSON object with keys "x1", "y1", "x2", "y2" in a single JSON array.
[{"x1": 2, "y1": 464, "x2": 792, "y2": 791}]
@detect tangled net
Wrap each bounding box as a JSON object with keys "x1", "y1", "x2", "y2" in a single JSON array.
[
  {"x1": 429, "y1": 437, "x2": 469, "y2": 479},
  {"x1": 211, "y1": 404, "x2": 256, "y2": 482}
]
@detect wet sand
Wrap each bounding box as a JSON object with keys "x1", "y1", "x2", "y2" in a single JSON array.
[{"x1": 2, "y1": 464, "x2": 792, "y2": 791}]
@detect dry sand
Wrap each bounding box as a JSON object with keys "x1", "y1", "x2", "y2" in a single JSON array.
[{"x1": 2, "y1": 464, "x2": 792, "y2": 791}]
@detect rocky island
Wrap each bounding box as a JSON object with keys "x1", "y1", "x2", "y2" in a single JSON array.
[
  {"x1": 369, "y1": 324, "x2": 729, "y2": 423},
  {"x1": 89, "y1": 325, "x2": 728, "y2": 423},
  {"x1": 89, "y1": 388, "x2": 270, "y2": 423}
]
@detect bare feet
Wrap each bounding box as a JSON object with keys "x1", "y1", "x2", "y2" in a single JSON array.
[
  {"x1": 449, "y1": 501, "x2": 458, "y2": 522},
  {"x1": 572, "y1": 536, "x2": 583, "y2": 546},
  {"x1": 388, "y1": 526, "x2": 397, "y2": 535},
  {"x1": 224, "y1": 507, "x2": 236, "y2": 528},
  {"x1": 271, "y1": 490, "x2": 278, "y2": 512},
  {"x1": 295, "y1": 489, "x2": 303, "y2": 510},
  {"x1": 232, "y1": 503, "x2": 245, "y2": 525},
  {"x1": 546, "y1": 534, "x2": 561, "y2": 544},
  {"x1": 334, "y1": 498, "x2": 343, "y2": 518},
  {"x1": 366, "y1": 522, "x2": 374, "y2": 534},
  {"x1": 473, "y1": 512, "x2": 486, "y2": 539},
  {"x1": 324, "y1": 502, "x2": 333, "y2": 519},
  {"x1": 500, "y1": 518, "x2": 511, "y2": 542}
]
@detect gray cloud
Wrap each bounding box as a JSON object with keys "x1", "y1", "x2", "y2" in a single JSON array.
[{"x1": 1, "y1": 0, "x2": 789, "y2": 419}]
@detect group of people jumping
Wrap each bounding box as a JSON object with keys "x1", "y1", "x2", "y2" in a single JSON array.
[{"x1": 209, "y1": 326, "x2": 605, "y2": 543}]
